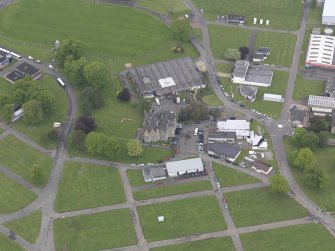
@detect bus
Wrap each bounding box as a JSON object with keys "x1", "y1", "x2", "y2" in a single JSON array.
[
  {"x1": 194, "y1": 128, "x2": 198, "y2": 136},
  {"x1": 57, "y1": 77, "x2": 66, "y2": 87},
  {"x1": 0, "y1": 48, "x2": 10, "y2": 54},
  {"x1": 9, "y1": 51, "x2": 22, "y2": 60}
]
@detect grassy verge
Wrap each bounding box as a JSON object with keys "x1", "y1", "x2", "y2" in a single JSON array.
[
  {"x1": 284, "y1": 137, "x2": 335, "y2": 211},
  {"x1": 137, "y1": 0, "x2": 188, "y2": 15},
  {"x1": 193, "y1": 0, "x2": 303, "y2": 30},
  {"x1": 0, "y1": 173, "x2": 37, "y2": 214},
  {"x1": 151, "y1": 237, "x2": 235, "y2": 251},
  {"x1": 138, "y1": 196, "x2": 227, "y2": 241},
  {"x1": 293, "y1": 74, "x2": 324, "y2": 100},
  {"x1": 127, "y1": 169, "x2": 147, "y2": 187},
  {"x1": 213, "y1": 162, "x2": 260, "y2": 187},
  {"x1": 54, "y1": 210, "x2": 137, "y2": 251},
  {"x1": 208, "y1": 25, "x2": 251, "y2": 59},
  {"x1": 0, "y1": 135, "x2": 52, "y2": 187},
  {"x1": 133, "y1": 180, "x2": 212, "y2": 200},
  {"x1": 240, "y1": 223, "x2": 335, "y2": 251},
  {"x1": 4, "y1": 211, "x2": 41, "y2": 244},
  {"x1": 225, "y1": 187, "x2": 307, "y2": 227},
  {"x1": 202, "y1": 94, "x2": 223, "y2": 106},
  {"x1": 255, "y1": 31, "x2": 296, "y2": 67},
  {"x1": 55, "y1": 162, "x2": 126, "y2": 212},
  {"x1": 0, "y1": 233, "x2": 25, "y2": 251}
]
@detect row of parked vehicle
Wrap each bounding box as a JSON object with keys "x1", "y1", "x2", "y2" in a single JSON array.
[
  {"x1": 171, "y1": 124, "x2": 183, "y2": 146},
  {"x1": 197, "y1": 128, "x2": 204, "y2": 153}
]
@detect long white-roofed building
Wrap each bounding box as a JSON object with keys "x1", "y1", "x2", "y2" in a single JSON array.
[
  {"x1": 305, "y1": 34, "x2": 335, "y2": 69},
  {"x1": 165, "y1": 158, "x2": 204, "y2": 177},
  {"x1": 322, "y1": 0, "x2": 335, "y2": 26},
  {"x1": 217, "y1": 120, "x2": 250, "y2": 139}
]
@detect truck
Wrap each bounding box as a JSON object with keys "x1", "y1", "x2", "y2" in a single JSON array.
[{"x1": 155, "y1": 97, "x2": 160, "y2": 106}]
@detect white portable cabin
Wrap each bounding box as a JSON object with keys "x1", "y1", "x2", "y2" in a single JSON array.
[
  {"x1": 259, "y1": 19, "x2": 263, "y2": 25},
  {"x1": 253, "y1": 18, "x2": 257, "y2": 24},
  {"x1": 266, "y1": 20, "x2": 269, "y2": 26}
]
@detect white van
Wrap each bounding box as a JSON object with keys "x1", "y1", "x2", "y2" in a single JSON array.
[{"x1": 194, "y1": 128, "x2": 198, "y2": 136}]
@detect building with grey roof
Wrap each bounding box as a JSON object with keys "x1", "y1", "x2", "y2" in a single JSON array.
[
  {"x1": 207, "y1": 143, "x2": 241, "y2": 162},
  {"x1": 16, "y1": 62, "x2": 41, "y2": 80},
  {"x1": 289, "y1": 107, "x2": 309, "y2": 128},
  {"x1": 207, "y1": 132, "x2": 236, "y2": 143},
  {"x1": 142, "y1": 109, "x2": 176, "y2": 143},
  {"x1": 142, "y1": 166, "x2": 166, "y2": 182},
  {"x1": 239, "y1": 85, "x2": 257, "y2": 102},
  {"x1": 231, "y1": 60, "x2": 273, "y2": 87},
  {"x1": 251, "y1": 161, "x2": 273, "y2": 175},
  {"x1": 325, "y1": 78, "x2": 335, "y2": 97},
  {"x1": 128, "y1": 57, "x2": 205, "y2": 97},
  {"x1": 308, "y1": 95, "x2": 335, "y2": 116}
]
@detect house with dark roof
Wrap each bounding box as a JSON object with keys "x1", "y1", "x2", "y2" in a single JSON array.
[
  {"x1": 142, "y1": 109, "x2": 176, "y2": 143},
  {"x1": 239, "y1": 85, "x2": 257, "y2": 102},
  {"x1": 253, "y1": 47, "x2": 271, "y2": 62},
  {"x1": 142, "y1": 166, "x2": 166, "y2": 182},
  {"x1": 289, "y1": 107, "x2": 309, "y2": 128},
  {"x1": 207, "y1": 143, "x2": 241, "y2": 162},
  {"x1": 251, "y1": 161, "x2": 273, "y2": 175},
  {"x1": 16, "y1": 62, "x2": 41, "y2": 80}
]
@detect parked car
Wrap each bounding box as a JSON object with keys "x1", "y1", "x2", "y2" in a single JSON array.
[{"x1": 48, "y1": 64, "x2": 54, "y2": 70}]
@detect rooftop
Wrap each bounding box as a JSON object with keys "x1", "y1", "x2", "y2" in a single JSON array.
[
  {"x1": 165, "y1": 158, "x2": 203, "y2": 174},
  {"x1": 252, "y1": 161, "x2": 272, "y2": 174},
  {"x1": 207, "y1": 143, "x2": 241, "y2": 159},
  {"x1": 142, "y1": 166, "x2": 166, "y2": 182},
  {"x1": 16, "y1": 62, "x2": 40, "y2": 76},
  {"x1": 129, "y1": 57, "x2": 203, "y2": 95},
  {"x1": 308, "y1": 95, "x2": 335, "y2": 108},
  {"x1": 239, "y1": 85, "x2": 257, "y2": 97},
  {"x1": 323, "y1": 0, "x2": 335, "y2": 18},
  {"x1": 5, "y1": 70, "x2": 24, "y2": 82},
  {"x1": 244, "y1": 67, "x2": 273, "y2": 85},
  {"x1": 305, "y1": 34, "x2": 335, "y2": 67},
  {"x1": 207, "y1": 132, "x2": 236, "y2": 139}
]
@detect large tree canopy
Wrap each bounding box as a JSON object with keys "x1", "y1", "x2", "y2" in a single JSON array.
[
  {"x1": 83, "y1": 62, "x2": 108, "y2": 88},
  {"x1": 56, "y1": 38, "x2": 82, "y2": 67},
  {"x1": 171, "y1": 19, "x2": 191, "y2": 42}
]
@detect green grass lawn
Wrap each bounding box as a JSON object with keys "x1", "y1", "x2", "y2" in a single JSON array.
[
  {"x1": 202, "y1": 94, "x2": 224, "y2": 106},
  {"x1": 127, "y1": 169, "x2": 147, "y2": 186},
  {"x1": 216, "y1": 63, "x2": 233, "y2": 74},
  {"x1": 225, "y1": 187, "x2": 307, "y2": 227},
  {"x1": 193, "y1": 0, "x2": 303, "y2": 30},
  {"x1": 138, "y1": 196, "x2": 227, "y2": 241},
  {"x1": 12, "y1": 75, "x2": 68, "y2": 149},
  {"x1": 221, "y1": 71, "x2": 289, "y2": 118},
  {"x1": 0, "y1": 78, "x2": 14, "y2": 94},
  {"x1": 55, "y1": 162, "x2": 126, "y2": 212},
  {"x1": 293, "y1": 74, "x2": 324, "y2": 100},
  {"x1": 0, "y1": 135, "x2": 53, "y2": 187},
  {"x1": 133, "y1": 180, "x2": 212, "y2": 200},
  {"x1": 0, "y1": 173, "x2": 37, "y2": 214},
  {"x1": 208, "y1": 25, "x2": 251, "y2": 59},
  {"x1": 307, "y1": 6, "x2": 323, "y2": 23},
  {"x1": 284, "y1": 137, "x2": 335, "y2": 211},
  {"x1": 255, "y1": 31, "x2": 296, "y2": 67},
  {"x1": 213, "y1": 162, "x2": 260, "y2": 187},
  {"x1": 54, "y1": 210, "x2": 137, "y2": 251},
  {"x1": 151, "y1": 237, "x2": 235, "y2": 251},
  {"x1": 137, "y1": 0, "x2": 188, "y2": 15},
  {"x1": 240, "y1": 223, "x2": 335, "y2": 251},
  {"x1": 0, "y1": 233, "x2": 25, "y2": 251},
  {"x1": 4, "y1": 211, "x2": 41, "y2": 244}
]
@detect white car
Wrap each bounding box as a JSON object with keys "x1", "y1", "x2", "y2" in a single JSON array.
[
  {"x1": 35, "y1": 59, "x2": 41, "y2": 63},
  {"x1": 217, "y1": 182, "x2": 221, "y2": 188},
  {"x1": 48, "y1": 64, "x2": 54, "y2": 70},
  {"x1": 130, "y1": 163, "x2": 136, "y2": 167},
  {"x1": 28, "y1": 56, "x2": 34, "y2": 60},
  {"x1": 138, "y1": 163, "x2": 144, "y2": 167}
]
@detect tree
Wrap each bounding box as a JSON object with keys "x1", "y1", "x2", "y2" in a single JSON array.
[
  {"x1": 0, "y1": 94, "x2": 12, "y2": 109},
  {"x1": 288, "y1": 150, "x2": 299, "y2": 166},
  {"x1": 224, "y1": 48, "x2": 240, "y2": 60},
  {"x1": 127, "y1": 139, "x2": 143, "y2": 157},
  {"x1": 304, "y1": 165, "x2": 329, "y2": 189},
  {"x1": 239, "y1": 46, "x2": 249, "y2": 60},
  {"x1": 64, "y1": 57, "x2": 87, "y2": 86},
  {"x1": 292, "y1": 127, "x2": 307, "y2": 147},
  {"x1": 2, "y1": 104, "x2": 13, "y2": 123},
  {"x1": 36, "y1": 90, "x2": 55, "y2": 113},
  {"x1": 85, "y1": 131, "x2": 106, "y2": 155},
  {"x1": 117, "y1": 87, "x2": 131, "y2": 101},
  {"x1": 47, "y1": 129, "x2": 59, "y2": 141},
  {"x1": 75, "y1": 116, "x2": 97, "y2": 134},
  {"x1": 269, "y1": 175, "x2": 289, "y2": 194},
  {"x1": 102, "y1": 138, "x2": 119, "y2": 159},
  {"x1": 171, "y1": 19, "x2": 191, "y2": 42},
  {"x1": 56, "y1": 37, "x2": 82, "y2": 67},
  {"x1": 31, "y1": 164, "x2": 42, "y2": 185},
  {"x1": 23, "y1": 100, "x2": 43, "y2": 125},
  {"x1": 69, "y1": 129, "x2": 86, "y2": 151},
  {"x1": 80, "y1": 87, "x2": 104, "y2": 110},
  {"x1": 293, "y1": 148, "x2": 316, "y2": 170},
  {"x1": 300, "y1": 131, "x2": 319, "y2": 149},
  {"x1": 83, "y1": 62, "x2": 108, "y2": 88},
  {"x1": 309, "y1": 117, "x2": 329, "y2": 133},
  {"x1": 178, "y1": 102, "x2": 208, "y2": 122},
  {"x1": 318, "y1": 131, "x2": 330, "y2": 147}
]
